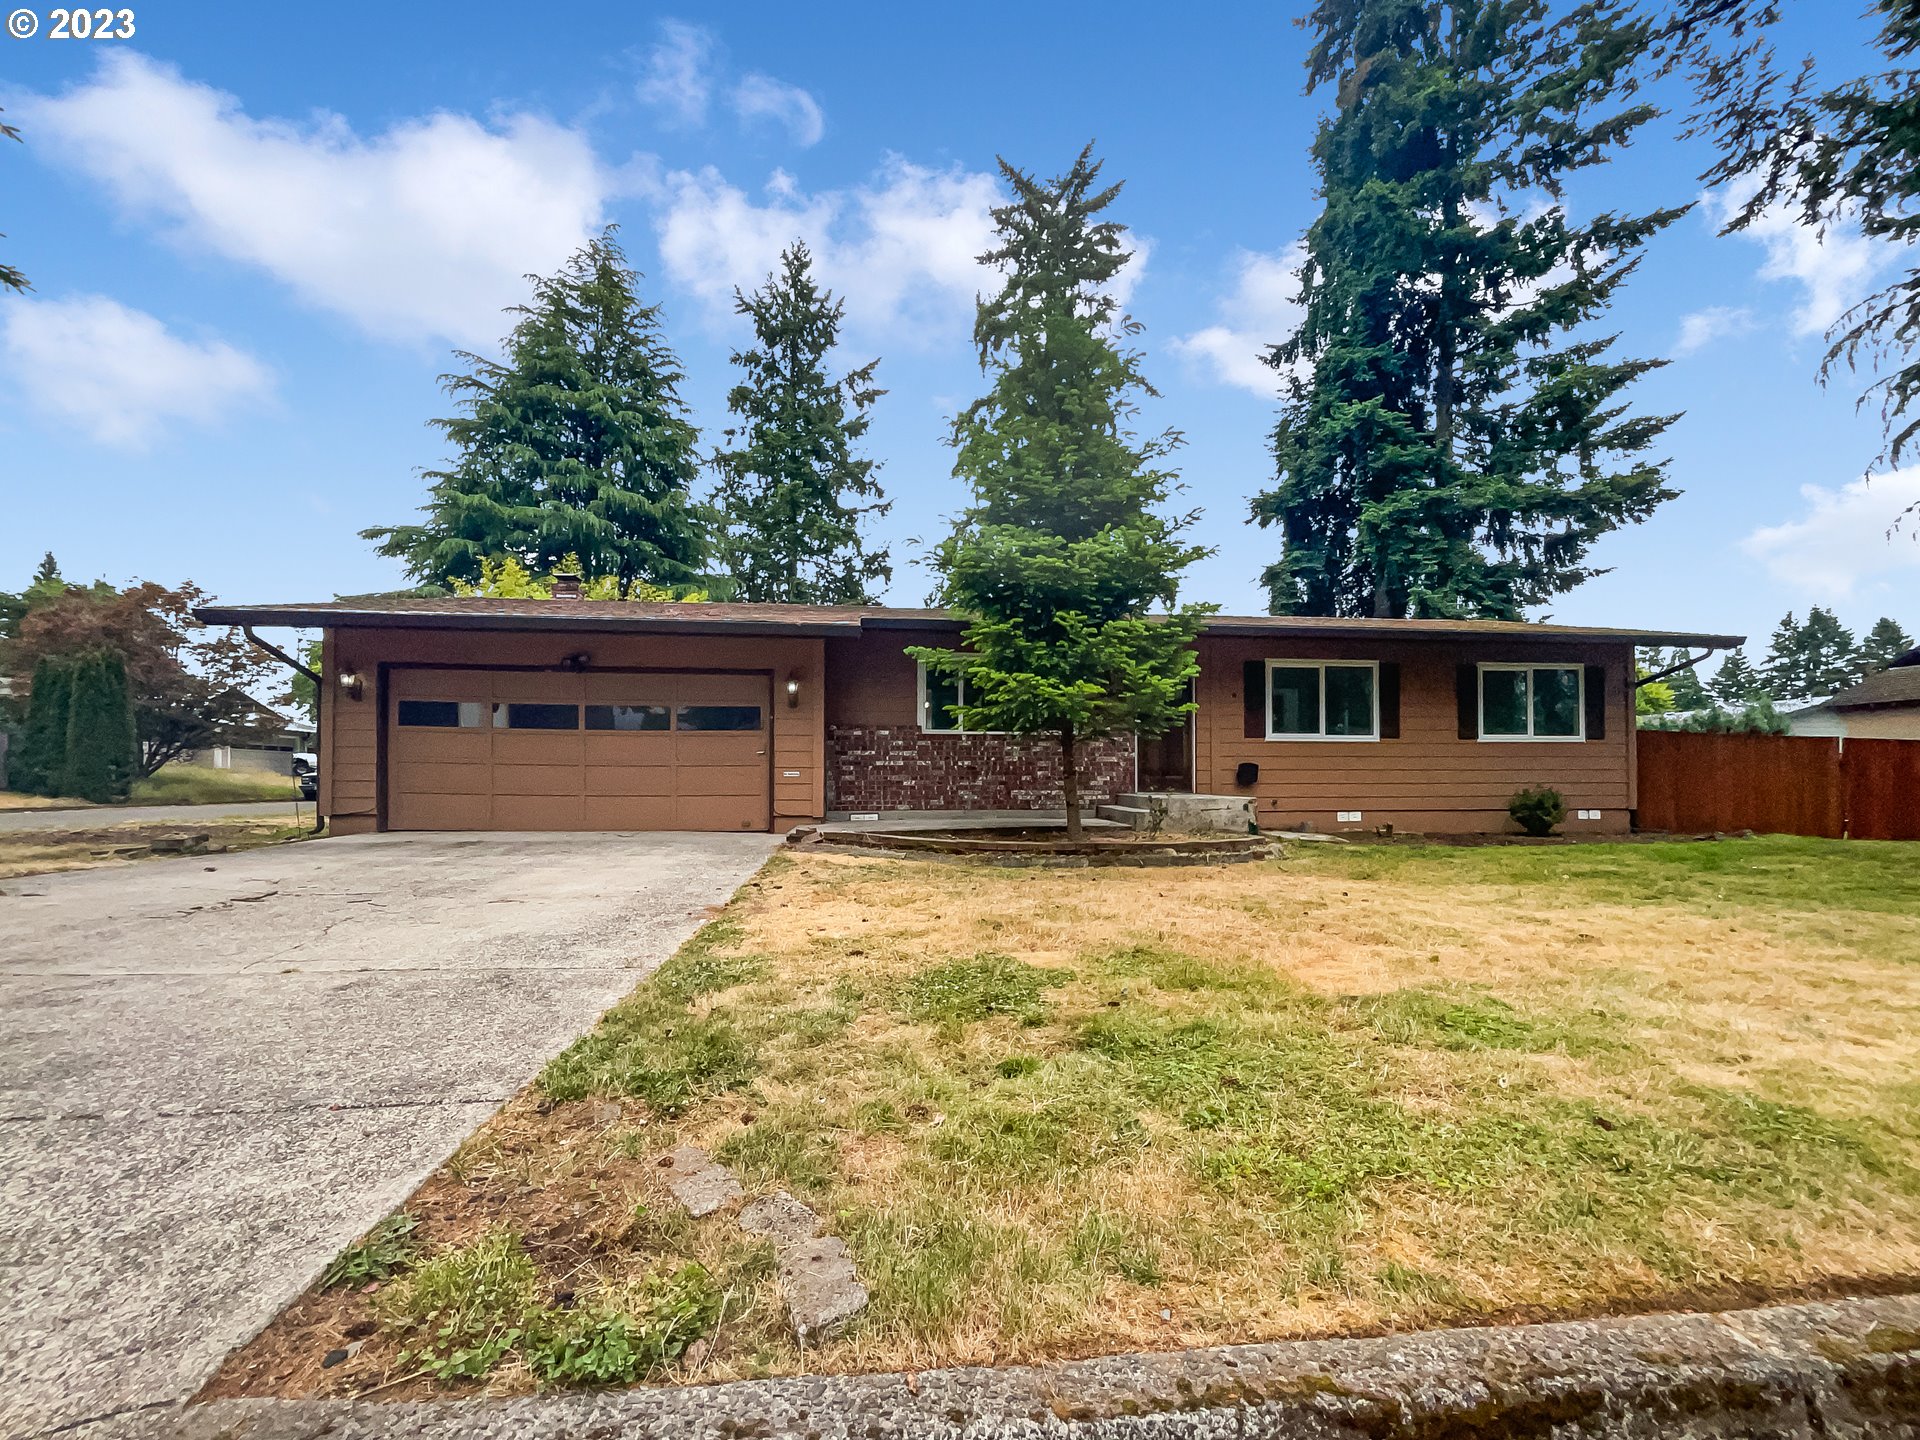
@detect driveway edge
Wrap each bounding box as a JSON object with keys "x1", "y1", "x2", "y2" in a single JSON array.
[{"x1": 96, "y1": 1291, "x2": 1920, "y2": 1438}]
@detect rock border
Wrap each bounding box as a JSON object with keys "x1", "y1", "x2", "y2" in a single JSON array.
[
  {"x1": 789, "y1": 826, "x2": 1278, "y2": 868},
  {"x1": 109, "y1": 1291, "x2": 1920, "y2": 1438}
]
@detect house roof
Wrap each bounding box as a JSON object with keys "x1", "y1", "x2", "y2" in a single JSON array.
[
  {"x1": 194, "y1": 596, "x2": 1743, "y2": 649},
  {"x1": 1830, "y1": 666, "x2": 1920, "y2": 711}
]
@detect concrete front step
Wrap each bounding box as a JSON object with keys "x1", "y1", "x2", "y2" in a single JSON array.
[
  {"x1": 1094, "y1": 804, "x2": 1154, "y2": 830},
  {"x1": 1116, "y1": 793, "x2": 1258, "y2": 834}
]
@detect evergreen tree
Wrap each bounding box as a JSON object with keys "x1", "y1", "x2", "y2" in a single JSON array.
[
  {"x1": 1664, "y1": 649, "x2": 1713, "y2": 709},
  {"x1": 914, "y1": 146, "x2": 1210, "y2": 840},
  {"x1": 14, "y1": 655, "x2": 74, "y2": 797},
  {"x1": 1668, "y1": 0, "x2": 1920, "y2": 492},
  {"x1": 365, "y1": 228, "x2": 712, "y2": 590},
  {"x1": 1711, "y1": 647, "x2": 1764, "y2": 704},
  {"x1": 1759, "y1": 612, "x2": 1805, "y2": 699},
  {"x1": 1763, "y1": 608, "x2": 1860, "y2": 698},
  {"x1": 2, "y1": 108, "x2": 27, "y2": 296},
  {"x1": 1859, "y1": 616, "x2": 1915, "y2": 671},
  {"x1": 1251, "y1": 0, "x2": 1681, "y2": 618},
  {"x1": 1800, "y1": 606, "x2": 1862, "y2": 695},
  {"x1": 59, "y1": 650, "x2": 136, "y2": 804},
  {"x1": 713, "y1": 243, "x2": 890, "y2": 604}
]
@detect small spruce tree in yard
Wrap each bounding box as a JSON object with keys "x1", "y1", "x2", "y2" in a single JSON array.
[
  {"x1": 364, "y1": 228, "x2": 714, "y2": 592},
  {"x1": 1859, "y1": 616, "x2": 1915, "y2": 672},
  {"x1": 13, "y1": 655, "x2": 74, "y2": 796},
  {"x1": 915, "y1": 146, "x2": 1211, "y2": 841},
  {"x1": 58, "y1": 650, "x2": 136, "y2": 804},
  {"x1": 713, "y1": 243, "x2": 891, "y2": 604},
  {"x1": 1252, "y1": 0, "x2": 1681, "y2": 618}
]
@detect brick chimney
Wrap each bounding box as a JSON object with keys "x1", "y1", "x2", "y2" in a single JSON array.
[{"x1": 551, "y1": 570, "x2": 583, "y2": 600}]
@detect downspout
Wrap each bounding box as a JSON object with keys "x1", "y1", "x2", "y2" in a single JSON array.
[
  {"x1": 243, "y1": 626, "x2": 320, "y2": 687},
  {"x1": 241, "y1": 626, "x2": 324, "y2": 832},
  {"x1": 1634, "y1": 649, "x2": 1722, "y2": 689}
]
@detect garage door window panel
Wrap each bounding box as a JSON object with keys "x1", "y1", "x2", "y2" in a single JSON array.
[
  {"x1": 397, "y1": 700, "x2": 486, "y2": 728},
  {"x1": 586, "y1": 703, "x2": 671, "y2": 731},
  {"x1": 677, "y1": 704, "x2": 762, "y2": 732},
  {"x1": 494, "y1": 702, "x2": 579, "y2": 730}
]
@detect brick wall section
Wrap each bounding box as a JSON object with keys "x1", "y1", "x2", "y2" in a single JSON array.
[{"x1": 827, "y1": 725, "x2": 1135, "y2": 811}]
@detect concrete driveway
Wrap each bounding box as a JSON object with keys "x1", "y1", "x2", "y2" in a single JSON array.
[{"x1": 0, "y1": 831, "x2": 779, "y2": 1439}]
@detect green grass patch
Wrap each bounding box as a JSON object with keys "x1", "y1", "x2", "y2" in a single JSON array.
[
  {"x1": 716, "y1": 1111, "x2": 842, "y2": 1195},
  {"x1": 523, "y1": 1266, "x2": 723, "y2": 1386},
  {"x1": 131, "y1": 766, "x2": 300, "y2": 805},
  {"x1": 1349, "y1": 987, "x2": 1618, "y2": 1055},
  {"x1": 320, "y1": 1212, "x2": 421, "y2": 1289},
  {"x1": 380, "y1": 1227, "x2": 539, "y2": 1381},
  {"x1": 899, "y1": 952, "x2": 1070, "y2": 1028},
  {"x1": 1297, "y1": 835, "x2": 1920, "y2": 917}
]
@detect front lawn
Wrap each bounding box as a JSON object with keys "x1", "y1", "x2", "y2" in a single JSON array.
[
  {"x1": 211, "y1": 836, "x2": 1920, "y2": 1398},
  {"x1": 131, "y1": 765, "x2": 301, "y2": 804}
]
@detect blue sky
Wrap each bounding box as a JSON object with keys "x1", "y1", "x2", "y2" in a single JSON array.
[{"x1": 3, "y1": 1, "x2": 1916, "y2": 665}]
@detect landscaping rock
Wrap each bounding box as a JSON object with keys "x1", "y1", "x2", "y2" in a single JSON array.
[
  {"x1": 656, "y1": 1144, "x2": 742, "y2": 1217},
  {"x1": 779, "y1": 1235, "x2": 869, "y2": 1345},
  {"x1": 739, "y1": 1191, "x2": 822, "y2": 1247}
]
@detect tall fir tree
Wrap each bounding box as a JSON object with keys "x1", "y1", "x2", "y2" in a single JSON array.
[
  {"x1": 914, "y1": 146, "x2": 1210, "y2": 840},
  {"x1": 712, "y1": 243, "x2": 891, "y2": 604},
  {"x1": 365, "y1": 228, "x2": 712, "y2": 591},
  {"x1": 1252, "y1": 0, "x2": 1682, "y2": 618},
  {"x1": 1859, "y1": 616, "x2": 1915, "y2": 671},
  {"x1": 1762, "y1": 607, "x2": 1860, "y2": 699},
  {"x1": 1710, "y1": 647, "x2": 1764, "y2": 704},
  {"x1": 1664, "y1": 649, "x2": 1713, "y2": 710}
]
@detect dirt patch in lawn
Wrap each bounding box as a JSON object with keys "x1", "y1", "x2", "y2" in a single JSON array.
[
  {"x1": 209, "y1": 835, "x2": 1920, "y2": 1399},
  {"x1": 0, "y1": 819, "x2": 314, "y2": 878}
]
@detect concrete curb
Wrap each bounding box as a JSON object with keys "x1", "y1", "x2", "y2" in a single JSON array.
[{"x1": 87, "y1": 1292, "x2": 1920, "y2": 1439}]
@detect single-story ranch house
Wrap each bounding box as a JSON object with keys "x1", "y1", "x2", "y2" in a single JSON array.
[{"x1": 196, "y1": 596, "x2": 1740, "y2": 837}]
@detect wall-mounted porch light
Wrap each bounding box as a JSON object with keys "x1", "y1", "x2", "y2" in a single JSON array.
[
  {"x1": 786, "y1": 675, "x2": 801, "y2": 709},
  {"x1": 338, "y1": 670, "x2": 365, "y2": 701}
]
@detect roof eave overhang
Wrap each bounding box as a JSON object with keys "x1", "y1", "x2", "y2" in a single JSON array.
[
  {"x1": 193, "y1": 607, "x2": 866, "y2": 639},
  {"x1": 1195, "y1": 621, "x2": 1745, "y2": 648}
]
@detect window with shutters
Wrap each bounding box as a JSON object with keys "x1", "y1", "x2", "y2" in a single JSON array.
[
  {"x1": 1264, "y1": 660, "x2": 1379, "y2": 741},
  {"x1": 1477, "y1": 664, "x2": 1584, "y2": 740}
]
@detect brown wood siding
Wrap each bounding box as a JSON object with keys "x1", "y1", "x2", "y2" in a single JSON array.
[
  {"x1": 1195, "y1": 635, "x2": 1635, "y2": 833},
  {"x1": 321, "y1": 624, "x2": 824, "y2": 832},
  {"x1": 826, "y1": 629, "x2": 940, "y2": 726}
]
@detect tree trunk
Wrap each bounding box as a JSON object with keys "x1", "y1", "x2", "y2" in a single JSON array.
[{"x1": 1059, "y1": 724, "x2": 1082, "y2": 841}]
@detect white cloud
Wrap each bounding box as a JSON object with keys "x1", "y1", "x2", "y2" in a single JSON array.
[
  {"x1": 1705, "y1": 188, "x2": 1888, "y2": 338},
  {"x1": 1674, "y1": 304, "x2": 1756, "y2": 356},
  {"x1": 648, "y1": 157, "x2": 1001, "y2": 337},
  {"x1": 635, "y1": 20, "x2": 716, "y2": 128},
  {"x1": 1741, "y1": 468, "x2": 1920, "y2": 599},
  {"x1": 2, "y1": 293, "x2": 272, "y2": 448},
  {"x1": 1170, "y1": 244, "x2": 1304, "y2": 396},
  {"x1": 731, "y1": 74, "x2": 824, "y2": 148},
  {"x1": 20, "y1": 52, "x2": 610, "y2": 348}
]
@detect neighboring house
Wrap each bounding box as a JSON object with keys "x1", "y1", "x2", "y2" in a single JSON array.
[
  {"x1": 195, "y1": 597, "x2": 1740, "y2": 836},
  {"x1": 1782, "y1": 653, "x2": 1920, "y2": 741},
  {"x1": 175, "y1": 689, "x2": 317, "y2": 775}
]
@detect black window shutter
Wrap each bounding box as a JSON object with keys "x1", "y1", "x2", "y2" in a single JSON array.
[
  {"x1": 1456, "y1": 664, "x2": 1479, "y2": 740},
  {"x1": 1243, "y1": 660, "x2": 1265, "y2": 738},
  {"x1": 1378, "y1": 663, "x2": 1401, "y2": 739},
  {"x1": 1585, "y1": 665, "x2": 1607, "y2": 741}
]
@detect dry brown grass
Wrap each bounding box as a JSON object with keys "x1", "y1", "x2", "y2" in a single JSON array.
[
  {"x1": 216, "y1": 835, "x2": 1920, "y2": 1399},
  {"x1": 0, "y1": 819, "x2": 312, "y2": 878}
]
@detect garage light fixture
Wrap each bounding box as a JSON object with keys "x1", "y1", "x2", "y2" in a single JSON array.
[
  {"x1": 786, "y1": 675, "x2": 800, "y2": 708},
  {"x1": 337, "y1": 670, "x2": 364, "y2": 701}
]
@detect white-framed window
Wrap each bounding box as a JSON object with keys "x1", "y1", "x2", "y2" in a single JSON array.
[
  {"x1": 1265, "y1": 659, "x2": 1380, "y2": 741},
  {"x1": 917, "y1": 661, "x2": 989, "y2": 734},
  {"x1": 1478, "y1": 663, "x2": 1584, "y2": 741}
]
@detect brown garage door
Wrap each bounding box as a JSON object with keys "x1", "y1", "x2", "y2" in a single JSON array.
[{"x1": 386, "y1": 668, "x2": 771, "y2": 832}]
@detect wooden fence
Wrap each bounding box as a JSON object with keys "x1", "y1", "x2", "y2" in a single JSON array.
[{"x1": 1636, "y1": 731, "x2": 1919, "y2": 840}]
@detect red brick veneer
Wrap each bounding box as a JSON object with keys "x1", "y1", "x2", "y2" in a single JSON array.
[{"x1": 827, "y1": 725, "x2": 1136, "y2": 812}]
